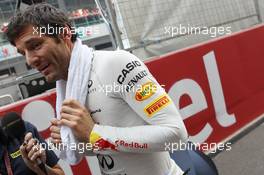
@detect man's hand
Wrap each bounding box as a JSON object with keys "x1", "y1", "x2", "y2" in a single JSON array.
[
  {"x1": 58, "y1": 99, "x2": 95, "y2": 143},
  {"x1": 20, "y1": 132, "x2": 47, "y2": 174},
  {"x1": 50, "y1": 118, "x2": 62, "y2": 148}
]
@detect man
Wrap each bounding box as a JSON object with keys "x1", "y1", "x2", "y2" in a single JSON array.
[
  {"x1": 6, "y1": 3, "x2": 188, "y2": 175},
  {"x1": 0, "y1": 121, "x2": 64, "y2": 175}
]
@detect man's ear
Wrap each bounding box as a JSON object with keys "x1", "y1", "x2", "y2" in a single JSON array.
[{"x1": 60, "y1": 26, "x2": 72, "y2": 41}]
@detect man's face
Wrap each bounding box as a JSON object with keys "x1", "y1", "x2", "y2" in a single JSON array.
[{"x1": 14, "y1": 25, "x2": 72, "y2": 82}]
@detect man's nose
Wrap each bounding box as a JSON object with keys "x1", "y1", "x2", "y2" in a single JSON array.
[{"x1": 25, "y1": 51, "x2": 40, "y2": 68}]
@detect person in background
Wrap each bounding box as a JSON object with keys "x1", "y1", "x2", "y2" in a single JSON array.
[{"x1": 0, "y1": 121, "x2": 64, "y2": 175}]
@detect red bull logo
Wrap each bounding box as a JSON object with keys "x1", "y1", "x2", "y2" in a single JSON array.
[
  {"x1": 90, "y1": 132, "x2": 117, "y2": 151},
  {"x1": 115, "y1": 140, "x2": 148, "y2": 149}
]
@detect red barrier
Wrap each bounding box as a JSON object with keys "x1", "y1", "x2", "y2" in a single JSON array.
[
  {"x1": 1, "y1": 24, "x2": 264, "y2": 174},
  {"x1": 146, "y1": 24, "x2": 264, "y2": 146}
]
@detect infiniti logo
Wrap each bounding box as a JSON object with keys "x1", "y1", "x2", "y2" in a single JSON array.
[
  {"x1": 88, "y1": 80, "x2": 93, "y2": 88},
  {"x1": 97, "y1": 155, "x2": 114, "y2": 170}
]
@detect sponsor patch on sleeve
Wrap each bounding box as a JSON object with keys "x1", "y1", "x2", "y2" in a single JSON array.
[
  {"x1": 10, "y1": 150, "x2": 21, "y2": 159},
  {"x1": 144, "y1": 95, "x2": 171, "y2": 117},
  {"x1": 135, "y1": 82, "x2": 156, "y2": 101},
  {"x1": 90, "y1": 132, "x2": 117, "y2": 151}
]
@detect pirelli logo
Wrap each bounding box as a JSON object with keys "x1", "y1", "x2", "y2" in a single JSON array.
[{"x1": 144, "y1": 95, "x2": 171, "y2": 117}]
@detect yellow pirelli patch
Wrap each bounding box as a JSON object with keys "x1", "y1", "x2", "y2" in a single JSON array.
[
  {"x1": 144, "y1": 95, "x2": 171, "y2": 117},
  {"x1": 10, "y1": 150, "x2": 21, "y2": 159}
]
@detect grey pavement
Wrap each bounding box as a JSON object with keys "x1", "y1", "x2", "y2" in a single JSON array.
[{"x1": 213, "y1": 122, "x2": 264, "y2": 175}]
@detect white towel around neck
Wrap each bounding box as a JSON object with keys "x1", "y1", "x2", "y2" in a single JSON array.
[{"x1": 56, "y1": 38, "x2": 93, "y2": 165}]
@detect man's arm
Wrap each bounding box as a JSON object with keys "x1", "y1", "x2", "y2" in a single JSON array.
[{"x1": 89, "y1": 50, "x2": 188, "y2": 154}]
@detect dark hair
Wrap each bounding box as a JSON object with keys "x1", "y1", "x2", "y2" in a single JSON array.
[{"x1": 6, "y1": 3, "x2": 77, "y2": 45}]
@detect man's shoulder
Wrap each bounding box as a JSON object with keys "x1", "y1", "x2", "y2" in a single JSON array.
[
  {"x1": 92, "y1": 50, "x2": 142, "y2": 81},
  {"x1": 93, "y1": 50, "x2": 142, "y2": 70},
  {"x1": 93, "y1": 50, "x2": 132, "y2": 63}
]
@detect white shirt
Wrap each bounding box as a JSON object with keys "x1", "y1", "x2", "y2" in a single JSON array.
[{"x1": 86, "y1": 50, "x2": 188, "y2": 175}]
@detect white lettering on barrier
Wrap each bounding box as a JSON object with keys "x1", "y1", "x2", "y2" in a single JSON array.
[
  {"x1": 168, "y1": 79, "x2": 213, "y2": 144},
  {"x1": 22, "y1": 100, "x2": 55, "y2": 131},
  {"x1": 168, "y1": 51, "x2": 236, "y2": 144},
  {"x1": 203, "y1": 51, "x2": 236, "y2": 127}
]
